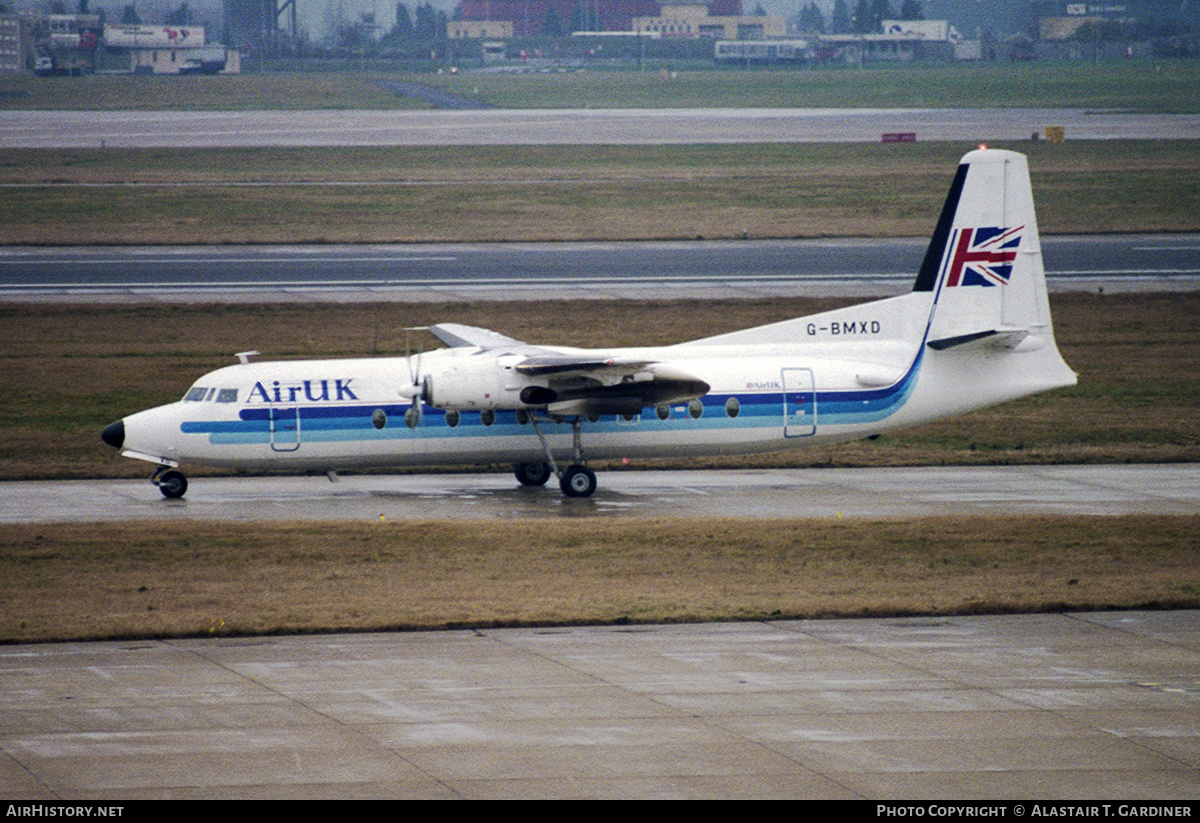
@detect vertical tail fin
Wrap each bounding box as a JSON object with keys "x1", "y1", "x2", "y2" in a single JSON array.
[
  {"x1": 683, "y1": 148, "x2": 1073, "y2": 396},
  {"x1": 904, "y1": 148, "x2": 1076, "y2": 416},
  {"x1": 916, "y1": 148, "x2": 1057, "y2": 350}
]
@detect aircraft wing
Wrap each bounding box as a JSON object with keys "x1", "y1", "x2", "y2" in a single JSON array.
[
  {"x1": 426, "y1": 323, "x2": 709, "y2": 414},
  {"x1": 515, "y1": 355, "x2": 652, "y2": 376},
  {"x1": 428, "y1": 322, "x2": 528, "y2": 349}
]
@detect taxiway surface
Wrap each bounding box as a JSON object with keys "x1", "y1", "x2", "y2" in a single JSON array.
[
  {"x1": 5, "y1": 464, "x2": 1200, "y2": 523},
  {"x1": 3, "y1": 611, "x2": 1198, "y2": 799}
]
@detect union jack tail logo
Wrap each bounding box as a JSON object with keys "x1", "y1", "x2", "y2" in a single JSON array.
[{"x1": 945, "y1": 226, "x2": 1024, "y2": 287}]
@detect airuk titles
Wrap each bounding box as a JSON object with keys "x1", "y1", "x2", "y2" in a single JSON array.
[
  {"x1": 807, "y1": 320, "x2": 882, "y2": 336},
  {"x1": 247, "y1": 379, "x2": 358, "y2": 404}
]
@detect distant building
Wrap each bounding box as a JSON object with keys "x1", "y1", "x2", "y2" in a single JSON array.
[
  {"x1": 720, "y1": 20, "x2": 974, "y2": 65},
  {"x1": 105, "y1": 23, "x2": 207, "y2": 49},
  {"x1": 448, "y1": 20, "x2": 515, "y2": 39},
  {"x1": 815, "y1": 19, "x2": 965, "y2": 62},
  {"x1": 105, "y1": 24, "x2": 240, "y2": 74},
  {"x1": 632, "y1": 3, "x2": 785, "y2": 39},
  {"x1": 24, "y1": 12, "x2": 101, "y2": 75},
  {"x1": 0, "y1": 14, "x2": 33, "y2": 73},
  {"x1": 455, "y1": 0, "x2": 735, "y2": 38},
  {"x1": 1030, "y1": 0, "x2": 1197, "y2": 56}
]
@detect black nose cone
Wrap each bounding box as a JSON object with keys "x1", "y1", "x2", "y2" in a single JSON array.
[{"x1": 101, "y1": 420, "x2": 125, "y2": 449}]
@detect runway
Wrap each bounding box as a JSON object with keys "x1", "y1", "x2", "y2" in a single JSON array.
[
  {"x1": 5, "y1": 107, "x2": 1200, "y2": 148},
  {"x1": 3, "y1": 235, "x2": 1197, "y2": 302},
  {"x1": 3, "y1": 611, "x2": 1198, "y2": 799},
  {"x1": 4, "y1": 464, "x2": 1200, "y2": 523}
]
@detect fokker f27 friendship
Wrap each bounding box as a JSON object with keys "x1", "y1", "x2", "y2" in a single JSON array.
[{"x1": 101, "y1": 149, "x2": 1077, "y2": 499}]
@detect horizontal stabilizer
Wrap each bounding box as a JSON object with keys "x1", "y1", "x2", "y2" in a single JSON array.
[{"x1": 926, "y1": 327, "x2": 1030, "y2": 351}]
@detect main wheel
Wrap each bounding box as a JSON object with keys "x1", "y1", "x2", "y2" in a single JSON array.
[
  {"x1": 513, "y1": 461, "x2": 553, "y2": 487},
  {"x1": 156, "y1": 469, "x2": 188, "y2": 499},
  {"x1": 559, "y1": 464, "x2": 597, "y2": 498}
]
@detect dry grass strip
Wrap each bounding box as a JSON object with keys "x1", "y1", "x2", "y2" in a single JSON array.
[{"x1": 2, "y1": 515, "x2": 1196, "y2": 643}]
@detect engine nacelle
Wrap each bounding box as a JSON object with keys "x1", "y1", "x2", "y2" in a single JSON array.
[
  {"x1": 420, "y1": 355, "x2": 709, "y2": 413},
  {"x1": 423, "y1": 359, "x2": 531, "y2": 411}
]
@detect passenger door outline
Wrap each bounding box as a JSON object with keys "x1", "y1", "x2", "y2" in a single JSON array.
[
  {"x1": 269, "y1": 406, "x2": 301, "y2": 451},
  {"x1": 782, "y1": 368, "x2": 816, "y2": 437}
]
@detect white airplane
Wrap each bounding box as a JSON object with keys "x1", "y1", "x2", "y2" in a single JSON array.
[{"x1": 101, "y1": 148, "x2": 1076, "y2": 499}]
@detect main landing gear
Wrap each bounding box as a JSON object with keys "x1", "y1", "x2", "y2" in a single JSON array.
[
  {"x1": 151, "y1": 465, "x2": 188, "y2": 499},
  {"x1": 520, "y1": 416, "x2": 599, "y2": 498},
  {"x1": 514, "y1": 461, "x2": 553, "y2": 487},
  {"x1": 514, "y1": 460, "x2": 597, "y2": 498}
]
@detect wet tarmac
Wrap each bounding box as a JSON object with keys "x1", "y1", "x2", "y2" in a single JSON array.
[{"x1": 3, "y1": 464, "x2": 1198, "y2": 524}]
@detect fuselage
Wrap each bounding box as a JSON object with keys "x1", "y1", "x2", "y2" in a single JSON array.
[
  {"x1": 114, "y1": 334, "x2": 938, "y2": 474},
  {"x1": 112, "y1": 316, "x2": 1074, "y2": 476}
]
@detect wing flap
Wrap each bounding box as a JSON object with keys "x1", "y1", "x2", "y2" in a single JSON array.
[{"x1": 517, "y1": 358, "x2": 710, "y2": 413}]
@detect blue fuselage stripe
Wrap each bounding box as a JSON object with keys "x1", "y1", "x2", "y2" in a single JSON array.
[{"x1": 179, "y1": 352, "x2": 923, "y2": 446}]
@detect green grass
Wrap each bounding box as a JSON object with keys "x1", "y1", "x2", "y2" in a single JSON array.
[
  {"x1": 3, "y1": 61, "x2": 1199, "y2": 111},
  {"x1": 422, "y1": 61, "x2": 1200, "y2": 112}
]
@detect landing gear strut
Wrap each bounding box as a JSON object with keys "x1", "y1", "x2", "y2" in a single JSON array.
[
  {"x1": 151, "y1": 466, "x2": 188, "y2": 499},
  {"x1": 526, "y1": 415, "x2": 599, "y2": 498}
]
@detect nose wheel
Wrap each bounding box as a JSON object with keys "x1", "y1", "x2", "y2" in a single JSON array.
[{"x1": 151, "y1": 466, "x2": 188, "y2": 499}]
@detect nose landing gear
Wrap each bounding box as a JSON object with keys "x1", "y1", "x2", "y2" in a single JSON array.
[{"x1": 151, "y1": 466, "x2": 188, "y2": 499}]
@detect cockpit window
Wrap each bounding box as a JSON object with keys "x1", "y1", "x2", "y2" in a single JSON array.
[{"x1": 185, "y1": 387, "x2": 239, "y2": 402}]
